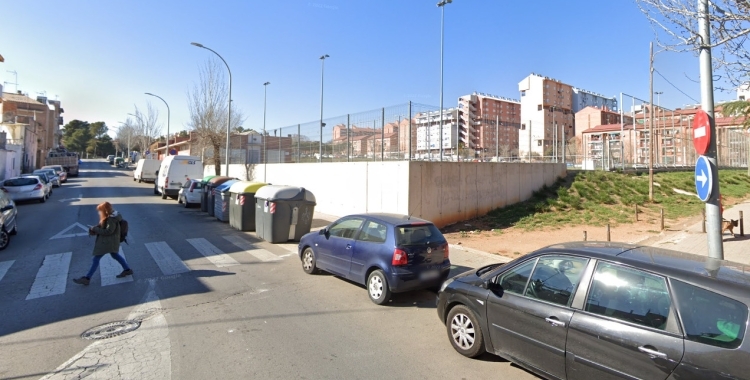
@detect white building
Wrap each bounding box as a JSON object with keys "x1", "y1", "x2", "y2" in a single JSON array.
[
  {"x1": 518, "y1": 73, "x2": 574, "y2": 159},
  {"x1": 572, "y1": 88, "x2": 617, "y2": 113},
  {"x1": 415, "y1": 108, "x2": 459, "y2": 159},
  {"x1": 738, "y1": 82, "x2": 750, "y2": 100}
]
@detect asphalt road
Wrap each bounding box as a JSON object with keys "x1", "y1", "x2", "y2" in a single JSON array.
[{"x1": 0, "y1": 160, "x2": 538, "y2": 380}]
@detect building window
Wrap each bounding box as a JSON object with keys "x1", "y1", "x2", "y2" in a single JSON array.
[
  {"x1": 521, "y1": 91, "x2": 526, "y2": 97},
  {"x1": 538, "y1": 105, "x2": 543, "y2": 111}
]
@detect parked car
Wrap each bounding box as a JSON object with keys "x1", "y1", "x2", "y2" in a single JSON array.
[
  {"x1": 34, "y1": 169, "x2": 60, "y2": 187},
  {"x1": 23, "y1": 174, "x2": 52, "y2": 198},
  {"x1": 299, "y1": 213, "x2": 451, "y2": 305},
  {"x1": 41, "y1": 165, "x2": 68, "y2": 183},
  {"x1": 178, "y1": 179, "x2": 204, "y2": 208},
  {"x1": 156, "y1": 155, "x2": 203, "y2": 199},
  {"x1": 107, "y1": 155, "x2": 115, "y2": 164},
  {"x1": 133, "y1": 158, "x2": 160, "y2": 183},
  {"x1": 437, "y1": 242, "x2": 750, "y2": 380},
  {"x1": 0, "y1": 190, "x2": 17, "y2": 250},
  {"x1": 2, "y1": 177, "x2": 48, "y2": 203}
]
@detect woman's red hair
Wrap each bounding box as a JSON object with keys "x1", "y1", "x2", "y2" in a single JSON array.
[{"x1": 96, "y1": 202, "x2": 114, "y2": 226}]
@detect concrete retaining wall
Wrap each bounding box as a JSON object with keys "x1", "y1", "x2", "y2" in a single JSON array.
[{"x1": 207, "y1": 162, "x2": 566, "y2": 227}]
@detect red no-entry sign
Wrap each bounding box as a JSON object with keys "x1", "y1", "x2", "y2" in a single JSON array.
[{"x1": 693, "y1": 110, "x2": 711, "y2": 155}]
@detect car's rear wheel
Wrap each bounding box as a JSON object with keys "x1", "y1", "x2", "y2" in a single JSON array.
[
  {"x1": 301, "y1": 248, "x2": 318, "y2": 274},
  {"x1": 446, "y1": 305, "x2": 485, "y2": 358},
  {"x1": 161, "y1": 191, "x2": 167, "y2": 200},
  {"x1": 0, "y1": 229, "x2": 10, "y2": 251},
  {"x1": 367, "y1": 270, "x2": 391, "y2": 305}
]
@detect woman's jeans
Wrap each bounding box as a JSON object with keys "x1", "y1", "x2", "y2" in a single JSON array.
[{"x1": 86, "y1": 252, "x2": 130, "y2": 278}]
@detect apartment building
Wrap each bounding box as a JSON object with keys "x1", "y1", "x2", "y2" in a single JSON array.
[
  {"x1": 458, "y1": 92, "x2": 520, "y2": 158},
  {"x1": 517, "y1": 74, "x2": 575, "y2": 159},
  {"x1": 414, "y1": 108, "x2": 459, "y2": 159}
]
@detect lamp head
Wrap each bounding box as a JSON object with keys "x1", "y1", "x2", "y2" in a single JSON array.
[
  {"x1": 320, "y1": 54, "x2": 329, "y2": 60},
  {"x1": 190, "y1": 42, "x2": 204, "y2": 48},
  {"x1": 145, "y1": 92, "x2": 154, "y2": 96},
  {"x1": 264, "y1": 82, "x2": 270, "y2": 86}
]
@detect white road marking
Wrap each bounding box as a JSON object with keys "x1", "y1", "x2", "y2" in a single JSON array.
[
  {"x1": 0, "y1": 260, "x2": 14, "y2": 282},
  {"x1": 49, "y1": 223, "x2": 90, "y2": 240},
  {"x1": 26, "y1": 252, "x2": 72, "y2": 300},
  {"x1": 40, "y1": 279, "x2": 171, "y2": 380},
  {"x1": 186, "y1": 238, "x2": 240, "y2": 268},
  {"x1": 223, "y1": 235, "x2": 281, "y2": 262},
  {"x1": 100, "y1": 248, "x2": 133, "y2": 286},
  {"x1": 145, "y1": 242, "x2": 190, "y2": 275}
]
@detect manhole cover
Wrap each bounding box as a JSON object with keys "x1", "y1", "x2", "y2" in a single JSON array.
[{"x1": 81, "y1": 320, "x2": 141, "y2": 340}]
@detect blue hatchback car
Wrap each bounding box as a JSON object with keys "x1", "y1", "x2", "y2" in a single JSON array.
[{"x1": 298, "y1": 213, "x2": 451, "y2": 305}]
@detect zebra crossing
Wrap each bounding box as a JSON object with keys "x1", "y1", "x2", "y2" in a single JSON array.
[{"x1": 1, "y1": 235, "x2": 291, "y2": 301}]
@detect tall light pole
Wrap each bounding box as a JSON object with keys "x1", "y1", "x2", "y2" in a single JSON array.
[
  {"x1": 437, "y1": 0, "x2": 452, "y2": 161},
  {"x1": 145, "y1": 93, "x2": 170, "y2": 158},
  {"x1": 192, "y1": 42, "x2": 232, "y2": 176},
  {"x1": 319, "y1": 54, "x2": 329, "y2": 162},
  {"x1": 263, "y1": 81, "x2": 270, "y2": 181}
]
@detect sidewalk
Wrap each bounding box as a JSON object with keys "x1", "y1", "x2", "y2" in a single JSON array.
[{"x1": 649, "y1": 200, "x2": 750, "y2": 264}]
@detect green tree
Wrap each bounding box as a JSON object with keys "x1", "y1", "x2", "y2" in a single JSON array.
[{"x1": 61, "y1": 120, "x2": 91, "y2": 153}]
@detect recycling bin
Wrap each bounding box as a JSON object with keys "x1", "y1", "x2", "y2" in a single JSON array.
[
  {"x1": 255, "y1": 185, "x2": 316, "y2": 243},
  {"x1": 214, "y1": 180, "x2": 239, "y2": 222},
  {"x1": 228, "y1": 181, "x2": 268, "y2": 231},
  {"x1": 206, "y1": 176, "x2": 233, "y2": 217},
  {"x1": 200, "y1": 175, "x2": 216, "y2": 212}
]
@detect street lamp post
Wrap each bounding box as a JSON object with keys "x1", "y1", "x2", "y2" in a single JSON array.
[
  {"x1": 437, "y1": 0, "x2": 452, "y2": 161},
  {"x1": 319, "y1": 54, "x2": 329, "y2": 162},
  {"x1": 145, "y1": 93, "x2": 170, "y2": 158},
  {"x1": 192, "y1": 42, "x2": 232, "y2": 176},
  {"x1": 263, "y1": 82, "x2": 270, "y2": 181}
]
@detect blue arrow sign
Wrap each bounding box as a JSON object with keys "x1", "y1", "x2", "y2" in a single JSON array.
[{"x1": 695, "y1": 156, "x2": 713, "y2": 202}]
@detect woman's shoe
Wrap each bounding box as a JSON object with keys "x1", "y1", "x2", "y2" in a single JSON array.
[
  {"x1": 116, "y1": 269, "x2": 134, "y2": 278},
  {"x1": 73, "y1": 277, "x2": 90, "y2": 285}
]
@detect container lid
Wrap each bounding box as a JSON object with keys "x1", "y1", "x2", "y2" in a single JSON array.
[
  {"x1": 254, "y1": 185, "x2": 316, "y2": 203},
  {"x1": 207, "y1": 176, "x2": 233, "y2": 186},
  {"x1": 215, "y1": 179, "x2": 240, "y2": 192},
  {"x1": 229, "y1": 181, "x2": 267, "y2": 194},
  {"x1": 201, "y1": 175, "x2": 216, "y2": 183}
]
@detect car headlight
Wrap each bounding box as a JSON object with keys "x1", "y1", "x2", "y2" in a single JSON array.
[{"x1": 439, "y1": 277, "x2": 454, "y2": 293}]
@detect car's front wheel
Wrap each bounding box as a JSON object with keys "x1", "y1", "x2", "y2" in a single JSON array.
[
  {"x1": 446, "y1": 305, "x2": 486, "y2": 358},
  {"x1": 367, "y1": 269, "x2": 391, "y2": 305},
  {"x1": 0, "y1": 229, "x2": 10, "y2": 251},
  {"x1": 301, "y1": 247, "x2": 318, "y2": 274}
]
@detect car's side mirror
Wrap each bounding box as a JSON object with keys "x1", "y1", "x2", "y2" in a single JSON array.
[{"x1": 483, "y1": 280, "x2": 503, "y2": 294}]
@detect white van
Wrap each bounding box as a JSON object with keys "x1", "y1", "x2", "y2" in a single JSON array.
[
  {"x1": 133, "y1": 159, "x2": 161, "y2": 183},
  {"x1": 156, "y1": 155, "x2": 203, "y2": 199}
]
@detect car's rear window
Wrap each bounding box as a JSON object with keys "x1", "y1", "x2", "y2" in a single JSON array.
[
  {"x1": 5, "y1": 178, "x2": 37, "y2": 186},
  {"x1": 396, "y1": 224, "x2": 444, "y2": 246}
]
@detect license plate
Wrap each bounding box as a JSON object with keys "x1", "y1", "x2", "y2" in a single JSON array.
[{"x1": 420, "y1": 270, "x2": 440, "y2": 280}]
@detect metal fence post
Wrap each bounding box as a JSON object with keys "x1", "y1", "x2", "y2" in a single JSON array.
[
  {"x1": 347, "y1": 114, "x2": 350, "y2": 162},
  {"x1": 381, "y1": 107, "x2": 385, "y2": 161},
  {"x1": 741, "y1": 210, "x2": 745, "y2": 237},
  {"x1": 279, "y1": 127, "x2": 282, "y2": 163},
  {"x1": 297, "y1": 124, "x2": 301, "y2": 163},
  {"x1": 408, "y1": 102, "x2": 412, "y2": 161},
  {"x1": 496, "y1": 115, "x2": 499, "y2": 160}
]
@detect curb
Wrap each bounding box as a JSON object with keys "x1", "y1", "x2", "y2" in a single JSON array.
[{"x1": 449, "y1": 244, "x2": 514, "y2": 263}]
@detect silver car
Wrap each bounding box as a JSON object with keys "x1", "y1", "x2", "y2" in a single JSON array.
[
  {"x1": 34, "y1": 169, "x2": 60, "y2": 187},
  {"x1": 2, "y1": 177, "x2": 48, "y2": 203},
  {"x1": 0, "y1": 190, "x2": 17, "y2": 250},
  {"x1": 42, "y1": 165, "x2": 68, "y2": 183}
]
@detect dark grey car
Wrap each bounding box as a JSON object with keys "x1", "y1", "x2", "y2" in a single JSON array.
[{"x1": 436, "y1": 242, "x2": 750, "y2": 380}]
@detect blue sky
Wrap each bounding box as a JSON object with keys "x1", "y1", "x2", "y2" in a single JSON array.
[{"x1": 0, "y1": 0, "x2": 729, "y2": 137}]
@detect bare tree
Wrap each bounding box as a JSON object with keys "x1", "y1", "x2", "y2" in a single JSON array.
[
  {"x1": 115, "y1": 117, "x2": 137, "y2": 156},
  {"x1": 131, "y1": 102, "x2": 161, "y2": 156},
  {"x1": 635, "y1": 0, "x2": 750, "y2": 88},
  {"x1": 186, "y1": 58, "x2": 245, "y2": 175},
  {"x1": 499, "y1": 144, "x2": 512, "y2": 159}
]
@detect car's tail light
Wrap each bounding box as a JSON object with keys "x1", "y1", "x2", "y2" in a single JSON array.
[
  {"x1": 443, "y1": 243, "x2": 449, "y2": 260},
  {"x1": 392, "y1": 248, "x2": 408, "y2": 266},
  {"x1": 33, "y1": 184, "x2": 42, "y2": 191}
]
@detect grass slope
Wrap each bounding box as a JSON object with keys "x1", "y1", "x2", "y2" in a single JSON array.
[{"x1": 485, "y1": 170, "x2": 750, "y2": 230}]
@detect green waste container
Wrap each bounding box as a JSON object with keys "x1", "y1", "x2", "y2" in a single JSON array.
[
  {"x1": 206, "y1": 176, "x2": 233, "y2": 217},
  {"x1": 254, "y1": 185, "x2": 316, "y2": 243},
  {"x1": 228, "y1": 181, "x2": 268, "y2": 231},
  {"x1": 214, "y1": 180, "x2": 239, "y2": 222},
  {"x1": 200, "y1": 175, "x2": 216, "y2": 212}
]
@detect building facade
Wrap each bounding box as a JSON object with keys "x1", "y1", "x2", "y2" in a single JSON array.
[
  {"x1": 414, "y1": 108, "x2": 459, "y2": 159},
  {"x1": 517, "y1": 73, "x2": 574, "y2": 159},
  {"x1": 458, "y1": 92, "x2": 520, "y2": 158}
]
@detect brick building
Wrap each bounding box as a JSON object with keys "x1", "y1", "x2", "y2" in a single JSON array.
[{"x1": 458, "y1": 92, "x2": 520, "y2": 158}]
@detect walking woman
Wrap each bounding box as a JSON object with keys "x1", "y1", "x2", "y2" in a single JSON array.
[{"x1": 73, "y1": 202, "x2": 133, "y2": 285}]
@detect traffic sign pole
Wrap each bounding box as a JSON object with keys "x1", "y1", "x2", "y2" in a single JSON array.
[{"x1": 698, "y1": 0, "x2": 723, "y2": 260}]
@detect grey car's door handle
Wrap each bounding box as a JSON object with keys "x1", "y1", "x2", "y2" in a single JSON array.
[
  {"x1": 544, "y1": 317, "x2": 566, "y2": 327},
  {"x1": 638, "y1": 346, "x2": 668, "y2": 359},
  {"x1": 346, "y1": 244, "x2": 352, "y2": 249}
]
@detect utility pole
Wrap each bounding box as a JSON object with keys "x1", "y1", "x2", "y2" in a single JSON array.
[
  {"x1": 698, "y1": 0, "x2": 724, "y2": 259},
  {"x1": 649, "y1": 42, "x2": 655, "y2": 202}
]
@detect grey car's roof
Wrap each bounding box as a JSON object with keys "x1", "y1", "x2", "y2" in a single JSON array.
[
  {"x1": 346, "y1": 213, "x2": 431, "y2": 226},
  {"x1": 536, "y1": 241, "x2": 750, "y2": 303}
]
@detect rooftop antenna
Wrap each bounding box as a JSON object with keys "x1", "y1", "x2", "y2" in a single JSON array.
[{"x1": 5, "y1": 70, "x2": 18, "y2": 92}]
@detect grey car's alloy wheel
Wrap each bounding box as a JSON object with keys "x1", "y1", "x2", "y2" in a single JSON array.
[
  {"x1": 0, "y1": 229, "x2": 10, "y2": 251},
  {"x1": 367, "y1": 270, "x2": 391, "y2": 305},
  {"x1": 447, "y1": 305, "x2": 485, "y2": 358},
  {"x1": 301, "y1": 248, "x2": 318, "y2": 274}
]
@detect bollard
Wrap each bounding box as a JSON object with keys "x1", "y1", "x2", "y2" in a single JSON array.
[
  {"x1": 660, "y1": 208, "x2": 665, "y2": 231},
  {"x1": 702, "y1": 209, "x2": 706, "y2": 233},
  {"x1": 583, "y1": 231, "x2": 587, "y2": 241},
  {"x1": 635, "y1": 204, "x2": 639, "y2": 222},
  {"x1": 606, "y1": 224, "x2": 611, "y2": 242},
  {"x1": 741, "y1": 211, "x2": 745, "y2": 237}
]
